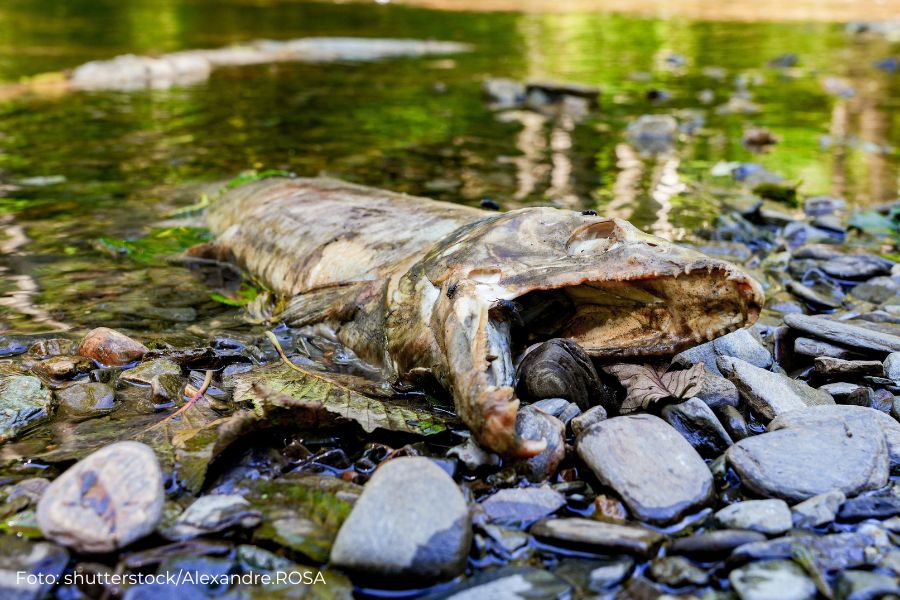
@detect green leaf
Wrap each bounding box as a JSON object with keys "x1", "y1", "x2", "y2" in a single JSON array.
[
  {"x1": 233, "y1": 363, "x2": 458, "y2": 436},
  {"x1": 209, "y1": 281, "x2": 260, "y2": 306},
  {"x1": 246, "y1": 474, "x2": 361, "y2": 564}
]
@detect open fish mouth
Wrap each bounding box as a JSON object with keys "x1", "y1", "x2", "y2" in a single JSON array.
[{"x1": 388, "y1": 209, "x2": 764, "y2": 457}]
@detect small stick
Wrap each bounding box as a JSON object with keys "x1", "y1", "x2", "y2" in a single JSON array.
[
  {"x1": 149, "y1": 369, "x2": 213, "y2": 429},
  {"x1": 265, "y1": 331, "x2": 306, "y2": 374}
]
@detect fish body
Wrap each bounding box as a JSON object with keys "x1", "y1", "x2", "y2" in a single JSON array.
[{"x1": 197, "y1": 177, "x2": 764, "y2": 456}]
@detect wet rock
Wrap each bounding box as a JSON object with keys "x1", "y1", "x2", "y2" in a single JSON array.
[
  {"x1": 570, "y1": 405, "x2": 606, "y2": 437},
  {"x1": 804, "y1": 196, "x2": 846, "y2": 217},
  {"x1": 165, "y1": 495, "x2": 262, "y2": 541},
  {"x1": 649, "y1": 555, "x2": 708, "y2": 587},
  {"x1": 696, "y1": 372, "x2": 740, "y2": 408},
  {"x1": 514, "y1": 406, "x2": 565, "y2": 482},
  {"x1": 625, "y1": 114, "x2": 678, "y2": 154},
  {"x1": 836, "y1": 570, "x2": 900, "y2": 600},
  {"x1": 26, "y1": 338, "x2": 74, "y2": 359},
  {"x1": 730, "y1": 560, "x2": 816, "y2": 600},
  {"x1": 837, "y1": 487, "x2": 900, "y2": 522},
  {"x1": 447, "y1": 437, "x2": 500, "y2": 471},
  {"x1": 592, "y1": 494, "x2": 628, "y2": 523},
  {"x1": 814, "y1": 357, "x2": 884, "y2": 377},
  {"x1": 480, "y1": 486, "x2": 565, "y2": 526},
  {"x1": 77, "y1": 327, "x2": 148, "y2": 366},
  {"x1": 0, "y1": 375, "x2": 52, "y2": 441},
  {"x1": 530, "y1": 517, "x2": 663, "y2": 557},
  {"x1": 788, "y1": 280, "x2": 844, "y2": 309},
  {"x1": 482, "y1": 78, "x2": 525, "y2": 109},
  {"x1": 661, "y1": 397, "x2": 734, "y2": 456},
  {"x1": 119, "y1": 358, "x2": 183, "y2": 404},
  {"x1": 567, "y1": 556, "x2": 634, "y2": 591},
  {"x1": 795, "y1": 337, "x2": 862, "y2": 360},
  {"x1": 33, "y1": 355, "x2": 92, "y2": 379},
  {"x1": 850, "y1": 277, "x2": 900, "y2": 304},
  {"x1": 480, "y1": 524, "x2": 528, "y2": 555},
  {"x1": 715, "y1": 499, "x2": 792, "y2": 535},
  {"x1": 5, "y1": 478, "x2": 50, "y2": 505},
  {"x1": 784, "y1": 313, "x2": 900, "y2": 354},
  {"x1": 727, "y1": 410, "x2": 889, "y2": 502},
  {"x1": 820, "y1": 382, "x2": 870, "y2": 403},
  {"x1": 715, "y1": 405, "x2": 750, "y2": 441},
  {"x1": 516, "y1": 339, "x2": 600, "y2": 410},
  {"x1": 668, "y1": 529, "x2": 767, "y2": 560},
  {"x1": 330, "y1": 456, "x2": 471, "y2": 583},
  {"x1": 792, "y1": 490, "x2": 846, "y2": 528},
  {"x1": 422, "y1": 566, "x2": 571, "y2": 600},
  {"x1": 37, "y1": 441, "x2": 164, "y2": 552},
  {"x1": 576, "y1": 415, "x2": 713, "y2": 524},
  {"x1": 0, "y1": 337, "x2": 28, "y2": 358},
  {"x1": 55, "y1": 382, "x2": 115, "y2": 416},
  {"x1": 769, "y1": 405, "x2": 900, "y2": 467},
  {"x1": 885, "y1": 352, "x2": 900, "y2": 381},
  {"x1": 732, "y1": 531, "x2": 878, "y2": 572},
  {"x1": 823, "y1": 254, "x2": 894, "y2": 280},
  {"x1": 0, "y1": 536, "x2": 69, "y2": 600},
  {"x1": 718, "y1": 356, "x2": 834, "y2": 421}
]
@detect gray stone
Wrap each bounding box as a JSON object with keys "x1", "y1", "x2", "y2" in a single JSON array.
[
  {"x1": 661, "y1": 397, "x2": 734, "y2": 456},
  {"x1": 0, "y1": 536, "x2": 69, "y2": 600},
  {"x1": 732, "y1": 531, "x2": 879, "y2": 572},
  {"x1": 649, "y1": 556, "x2": 708, "y2": 587},
  {"x1": 480, "y1": 486, "x2": 565, "y2": 526},
  {"x1": 530, "y1": 517, "x2": 663, "y2": 557},
  {"x1": 715, "y1": 499, "x2": 792, "y2": 535},
  {"x1": 820, "y1": 382, "x2": 868, "y2": 403},
  {"x1": 718, "y1": 356, "x2": 834, "y2": 421},
  {"x1": 673, "y1": 341, "x2": 720, "y2": 375},
  {"x1": 837, "y1": 486, "x2": 900, "y2": 521},
  {"x1": 885, "y1": 352, "x2": 900, "y2": 381},
  {"x1": 0, "y1": 375, "x2": 52, "y2": 441},
  {"x1": 850, "y1": 277, "x2": 900, "y2": 304},
  {"x1": 587, "y1": 557, "x2": 634, "y2": 590},
  {"x1": 804, "y1": 196, "x2": 846, "y2": 217},
  {"x1": 514, "y1": 406, "x2": 566, "y2": 483},
  {"x1": 330, "y1": 457, "x2": 471, "y2": 582},
  {"x1": 727, "y1": 411, "x2": 889, "y2": 502},
  {"x1": 530, "y1": 398, "x2": 581, "y2": 426},
  {"x1": 836, "y1": 570, "x2": 900, "y2": 600},
  {"x1": 729, "y1": 560, "x2": 816, "y2": 600},
  {"x1": 667, "y1": 530, "x2": 767, "y2": 559},
  {"x1": 795, "y1": 337, "x2": 862, "y2": 360},
  {"x1": 784, "y1": 313, "x2": 900, "y2": 354},
  {"x1": 769, "y1": 404, "x2": 900, "y2": 468},
  {"x1": 576, "y1": 415, "x2": 713, "y2": 524},
  {"x1": 165, "y1": 494, "x2": 261, "y2": 541},
  {"x1": 714, "y1": 328, "x2": 773, "y2": 368},
  {"x1": 792, "y1": 490, "x2": 846, "y2": 528},
  {"x1": 55, "y1": 382, "x2": 115, "y2": 416},
  {"x1": 570, "y1": 405, "x2": 607, "y2": 437},
  {"x1": 823, "y1": 254, "x2": 894, "y2": 280},
  {"x1": 696, "y1": 372, "x2": 740, "y2": 408},
  {"x1": 447, "y1": 438, "x2": 500, "y2": 471},
  {"x1": 37, "y1": 441, "x2": 164, "y2": 552},
  {"x1": 814, "y1": 357, "x2": 884, "y2": 377},
  {"x1": 422, "y1": 566, "x2": 571, "y2": 600},
  {"x1": 119, "y1": 358, "x2": 183, "y2": 404},
  {"x1": 715, "y1": 405, "x2": 750, "y2": 441}
]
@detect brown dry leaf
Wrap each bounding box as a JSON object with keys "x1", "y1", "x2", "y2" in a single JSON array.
[{"x1": 602, "y1": 362, "x2": 706, "y2": 414}]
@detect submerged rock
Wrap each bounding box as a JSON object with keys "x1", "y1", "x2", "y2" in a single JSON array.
[
  {"x1": 0, "y1": 536, "x2": 69, "y2": 600},
  {"x1": 330, "y1": 457, "x2": 471, "y2": 583},
  {"x1": 729, "y1": 560, "x2": 816, "y2": 600},
  {"x1": 577, "y1": 415, "x2": 713, "y2": 524},
  {"x1": 727, "y1": 411, "x2": 889, "y2": 502},
  {"x1": 36, "y1": 441, "x2": 164, "y2": 553},
  {"x1": 55, "y1": 382, "x2": 115, "y2": 417},
  {"x1": 166, "y1": 495, "x2": 262, "y2": 541},
  {"x1": 422, "y1": 566, "x2": 571, "y2": 600},
  {"x1": 649, "y1": 555, "x2": 708, "y2": 587},
  {"x1": 480, "y1": 486, "x2": 565, "y2": 526},
  {"x1": 0, "y1": 375, "x2": 52, "y2": 441},
  {"x1": 77, "y1": 327, "x2": 148, "y2": 366},
  {"x1": 718, "y1": 356, "x2": 834, "y2": 421},
  {"x1": 625, "y1": 114, "x2": 678, "y2": 154}
]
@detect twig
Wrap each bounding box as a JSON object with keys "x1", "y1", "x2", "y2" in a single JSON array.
[
  {"x1": 265, "y1": 330, "x2": 306, "y2": 374},
  {"x1": 149, "y1": 369, "x2": 213, "y2": 429}
]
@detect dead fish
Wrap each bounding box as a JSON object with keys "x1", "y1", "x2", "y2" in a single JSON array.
[{"x1": 191, "y1": 177, "x2": 764, "y2": 457}]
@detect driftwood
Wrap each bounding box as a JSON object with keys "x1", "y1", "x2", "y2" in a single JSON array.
[{"x1": 193, "y1": 177, "x2": 764, "y2": 456}]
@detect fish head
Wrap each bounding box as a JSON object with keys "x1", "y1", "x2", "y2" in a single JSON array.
[{"x1": 390, "y1": 207, "x2": 764, "y2": 457}]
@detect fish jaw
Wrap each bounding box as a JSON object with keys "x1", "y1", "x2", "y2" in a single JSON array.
[{"x1": 388, "y1": 208, "x2": 764, "y2": 457}]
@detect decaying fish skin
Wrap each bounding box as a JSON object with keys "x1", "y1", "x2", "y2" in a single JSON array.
[{"x1": 195, "y1": 177, "x2": 764, "y2": 457}]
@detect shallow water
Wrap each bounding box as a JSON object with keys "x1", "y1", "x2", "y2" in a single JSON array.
[{"x1": 0, "y1": 0, "x2": 898, "y2": 335}]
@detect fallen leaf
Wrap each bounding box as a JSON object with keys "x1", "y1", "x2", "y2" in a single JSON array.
[{"x1": 602, "y1": 362, "x2": 705, "y2": 414}]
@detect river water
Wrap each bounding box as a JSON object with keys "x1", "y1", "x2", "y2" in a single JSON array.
[{"x1": 0, "y1": 0, "x2": 898, "y2": 335}]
